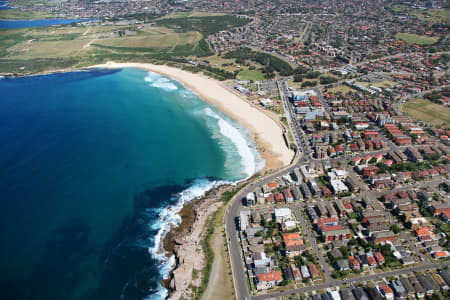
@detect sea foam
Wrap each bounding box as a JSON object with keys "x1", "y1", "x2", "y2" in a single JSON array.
[
  {"x1": 143, "y1": 71, "x2": 264, "y2": 299},
  {"x1": 146, "y1": 178, "x2": 225, "y2": 299},
  {"x1": 204, "y1": 107, "x2": 263, "y2": 178},
  {"x1": 144, "y1": 72, "x2": 178, "y2": 91}
]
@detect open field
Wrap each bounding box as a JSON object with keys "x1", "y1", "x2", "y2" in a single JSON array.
[
  {"x1": 2, "y1": 25, "x2": 204, "y2": 60},
  {"x1": 324, "y1": 84, "x2": 357, "y2": 94},
  {"x1": 237, "y1": 68, "x2": 264, "y2": 81},
  {"x1": 159, "y1": 11, "x2": 226, "y2": 19},
  {"x1": 0, "y1": 14, "x2": 249, "y2": 74},
  {"x1": 95, "y1": 29, "x2": 202, "y2": 49},
  {"x1": 392, "y1": 7, "x2": 450, "y2": 23},
  {"x1": 204, "y1": 55, "x2": 235, "y2": 67},
  {"x1": 354, "y1": 80, "x2": 397, "y2": 89},
  {"x1": 0, "y1": 9, "x2": 53, "y2": 20},
  {"x1": 409, "y1": 9, "x2": 450, "y2": 23},
  {"x1": 404, "y1": 98, "x2": 450, "y2": 128},
  {"x1": 395, "y1": 33, "x2": 438, "y2": 45}
]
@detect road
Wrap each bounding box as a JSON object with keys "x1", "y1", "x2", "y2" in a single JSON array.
[
  {"x1": 252, "y1": 261, "x2": 450, "y2": 299},
  {"x1": 292, "y1": 205, "x2": 334, "y2": 282},
  {"x1": 225, "y1": 150, "x2": 304, "y2": 300}
]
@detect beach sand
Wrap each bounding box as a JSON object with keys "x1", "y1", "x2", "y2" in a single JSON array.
[{"x1": 91, "y1": 62, "x2": 294, "y2": 172}]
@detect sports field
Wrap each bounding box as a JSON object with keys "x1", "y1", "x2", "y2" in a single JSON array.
[
  {"x1": 395, "y1": 33, "x2": 438, "y2": 45},
  {"x1": 404, "y1": 98, "x2": 450, "y2": 128}
]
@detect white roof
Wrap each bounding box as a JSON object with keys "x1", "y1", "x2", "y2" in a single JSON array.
[
  {"x1": 284, "y1": 220, "x2": 296, "y2": 227},
  {"x1": 275, "y1": 208, "x2": 292, "y2": 217}
]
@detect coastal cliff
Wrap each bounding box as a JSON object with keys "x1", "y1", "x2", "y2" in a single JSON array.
[{"x1": 162, "y1": 185, "x2": 234, "y2": 300}]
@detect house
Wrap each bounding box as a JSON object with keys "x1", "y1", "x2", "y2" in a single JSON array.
[
  {"x1": 433, "y1": 251, "x2": 450, "y2": 259},
  {"x1": 340, "y1": 288, "x2": 356, "y2": 300},
  {"x1": 378, "y1": 285, "x2": 394, "y2": 300},
  {"x1": 367, "y1": 255, "x2": 377, "y2": 267},
  {"x1": 374, "y1": 252, "x2": 385, "y2": 265},
  {"x1": 330, "y1": 180, "x2": 349, "y2": 194},
  {"x1": 245, "y1": 192, "x2": 256, "y2": 206},
  {"x1": 274, "y1": 192, "x2": 285, "y2": 203},
  {"x1": 239, "y1": 210, "x2": 251, "y2": 230},
  {"x1": 317, "y1": 217, "x2": 352, "y2": 241},
  {"x1": 284, "y1": 189, "x2": 294, "y2": 203},
  {"x1": 390, "y1": 280, "x2": 407, "y2": 299},
  {"x1": 399, "y1": 277, "x2": 416, "y2": 298},
  {"x1": 291, "y1": 265, "x2": 302, "y2": 281},
  {"x1": 252, "y1": 252, "x2": 271, "y2": 269},
  {"x1": 431, "y1": 273, "x2": 448, "y2": 291},
  {"x1": 438, "y1": 270, "x2": 450, "y2": 290},
  {"x1": 301, "y1": 265, "x2": 310, "y2": 279},
  {"x1": 283, "y1": 232, "x2": 305, "y2": 257},
  {"x1": 282, "y1": 220, "x2": 297, "y2": 232},
  {"x1": 408, "y1": 275, "x2": 426, "y2": 298},
  {"x1": 371, "y1": 230, "x2": 396, "y2": 244},
  {"x1": 335, "y1": 259, "x2": 350, "y2": 271},
  {"x1": 348, "y1": 256, "x2": 360, "y2": 270},
  {"x1": 416, "y1": 274, "x2": 437, "y2": 295},
  {"x1": 255, "y1": 270, "x2": 282, "y2": 290},
  {"x1": 352, "y1": 288, "x2": 370, "y2": 300},
  {"x1": 308, "y1": 263, "x2": 320, "y2": 278},
  {"x1": 367, "y1": 287, "x2": 383, "y2": 300}
]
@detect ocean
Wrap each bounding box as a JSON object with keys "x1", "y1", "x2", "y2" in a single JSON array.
[{"x1": 0, "y1": 68, "x2": 262, "y2": 300}]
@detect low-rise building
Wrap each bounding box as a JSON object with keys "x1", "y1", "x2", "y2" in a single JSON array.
[{"x1": 255, "y1": 270, "x2": 282, "y2": 290}]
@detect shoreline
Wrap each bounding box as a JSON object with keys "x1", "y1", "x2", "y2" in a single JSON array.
[
  {"x1": 90, "y1": 62, "x2": 294, "y2": 173},
  {"x1": 3, "y1": 62, "x2": 295, "y2": 299}
]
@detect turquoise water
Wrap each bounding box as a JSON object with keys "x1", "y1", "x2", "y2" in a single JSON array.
[{"x1": 0, "y1": 68, "x2": 260, "y2": 299}]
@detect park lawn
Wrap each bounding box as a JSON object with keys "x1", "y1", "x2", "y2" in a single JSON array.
[
  {"x1": 95, "y1": 29, "x2": 202, "y2": 50},
  {"x1": 404, "y1": 98, "x2": 450, "y2": 128},
  {"x1": 205, "y1": 55, "x2": 235, "y2": 67},
  {"x1": 2, "y1": 25, "x2": 204, "y2": 59},
  {"x1": 325, "y1": 84, "x2": 357, "y2": 94},
  {"x1": 160, "y1": 11, "x2": 226, "y2": 19},
  {"x1": 409, "y1": 9, "x2": 450, "y2": 23},
  {"x1": 395, "y1": 33, "x2": 438, "y2": 45},
  {"x1": 354, "y1": 80, "x2": 397, "y2": 89},
  {"x1": 0, "y1": 9, "x2": 53, "y2": 20},
  {"x1": 237, "y1": 68, "x2": 265, "y2": 82}
]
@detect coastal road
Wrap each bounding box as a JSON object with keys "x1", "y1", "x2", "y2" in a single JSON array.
[
  {"x1": 225, "y1": 151, "x2": 305, "y2": 300},
  {"x1": 252, "y1": 261, "x2": 450, "y2": 299}
]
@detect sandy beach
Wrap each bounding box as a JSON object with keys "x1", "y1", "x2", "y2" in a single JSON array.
[{"x1": 91, "y1": 62, "x2": 294, "y2": 172}]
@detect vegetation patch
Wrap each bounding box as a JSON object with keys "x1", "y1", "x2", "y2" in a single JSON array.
[
  {"x1": 237, "y1": 68, "x2": 265, "y2": 82},
  {"x1": 404, "y1": 98, "x2": 450, "y2": 128},
  {"x1": 395, "y1": 33, "x2": 438, "y2": 45}
]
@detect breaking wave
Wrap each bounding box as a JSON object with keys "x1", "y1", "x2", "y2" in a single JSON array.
[{"x1": 144, "y1": 72, "x2": 178, "y2": 91}]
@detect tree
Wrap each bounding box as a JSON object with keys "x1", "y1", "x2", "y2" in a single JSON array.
[{"x1": 391, "y1": 224, "x2": 401, "y2": 234}]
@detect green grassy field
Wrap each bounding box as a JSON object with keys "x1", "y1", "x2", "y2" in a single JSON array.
[
  {"x1": 0, "y1": 9, "x2": 53, "y2": 20},
  {"x1": 354, "y1": 80, "x2": 397, "y2": 89},
  {"x1": 237, "y1": 68, "x2": 264, "y2": 81},
  {"x1": 324, "y1": 84, "x2": 356, "y2": 94},
  {"x1": 395, "y1": 33, "x2": 438, "y2": 45},
  {"x1": 410, "y1": 9, "x2": 450, "y2": 23},
  {"x1": 159, "y1": 11, "x2": 226, "y2": 19},
  {"x1": 404, "y1": 98, "x2": 450, "y2": 128}
]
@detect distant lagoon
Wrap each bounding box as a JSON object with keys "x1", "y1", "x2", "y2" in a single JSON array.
[
  {"x1": 0, "y1": 0, "x2": 10, "y2": 10},
  {"x1": 0, "y1": 18, "x2": 96, "y2": 29}
]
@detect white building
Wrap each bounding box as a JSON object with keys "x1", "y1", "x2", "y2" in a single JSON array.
[
  {"x1": 330, "y1": 180, "x2": 349, "y2": 194},
  {"x1": 274, "y1": 208, "x2": 293, "y2": 223}
]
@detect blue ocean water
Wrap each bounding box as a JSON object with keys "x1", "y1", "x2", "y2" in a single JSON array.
[
  {"x1": 0, "y1": 68, "x2": 261, "y2": 299},
  {"x1": 0, "y1": 18, "x2": 95, "y2": 29}
]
